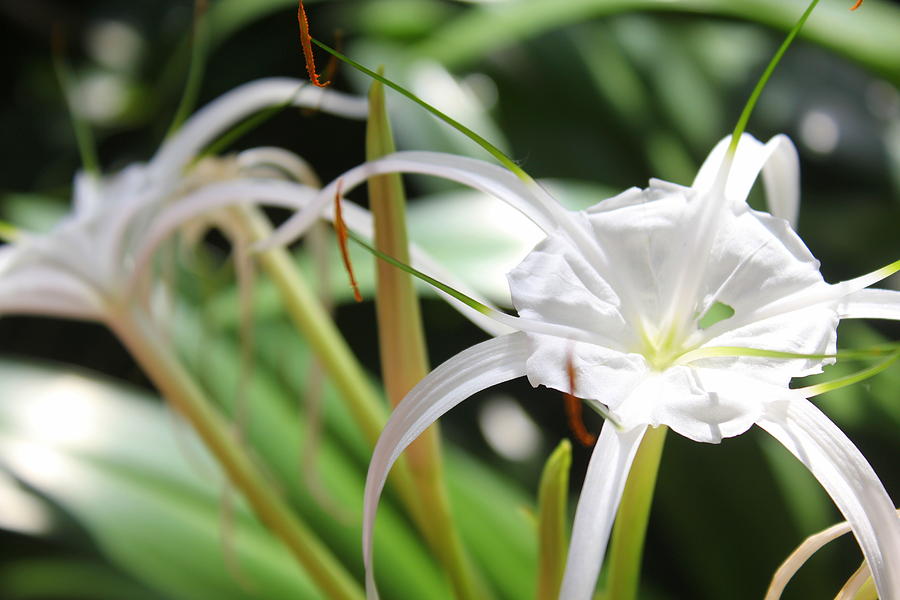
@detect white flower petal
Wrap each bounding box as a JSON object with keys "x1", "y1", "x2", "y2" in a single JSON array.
[
  {"x1": 237, "y1": 147, "x2": 322, "y2": 188},
  {"x1": 765, "y1": 519, "x2": 853, "y2": 599},
  {"x1": 837, "y1": 562, "x2": 873, "y2": 600},
  {"x1": 130, "y1": 179, "x2": 317, "y2": 291},
  {"x1": 363, "y1": 332, "x2": 530, "y2": 599},
  {"x1": 0, "y1": 248, "x2": 103, "y2": 320},
  {"x1": 758, "y1": 399, "x2": 900, "y2": 599},
  {"x1": 693, "y1": 134, "x2": 796, "y2": 212},
  {"x1": 559, "y1": 423, "x2": 647, "y2": 600},
  {"x1": 759, "y1": 135, "x2": 801, "y2": 228},
  {"x1": 509, "y1": 233, "x2": 631, "y2": 349},
  {"x1": 616, "y1": 368, "x2": 765, "y2": 443},
  {"x1": 700, "y1": 303, "x2": 838, "y2": 385},
  {"x1": 150, "y1": 78, "x2": 368, "y2": 184},
  {"x1": 838, "y1": 288, "x2": 900, "y2": 321},
  {"x1": 263, "y1": 151, "x2": 561, "y2": 251}
]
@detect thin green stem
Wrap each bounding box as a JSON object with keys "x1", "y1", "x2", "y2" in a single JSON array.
[
  {"x1": 165, "y1": 0, "x2": 210, "y2": 139},
  {"x1": 603, "y1": 426, "x2": 667, "y2": 600},
  {"x1": 311, "y1": 38, "x2": 531, "y2": 182},
  {"x1": 229, "y1": 204, "x2": 425, "y2": 530},
  {"x1": 729, "y1": 0, "x2": 820, "y2": 153},
  {"x1": 798, "y1": 350, "x2": 900, "y2": 397},
  {"x1": 110, "y1": 307, "x2": 363, "y2": 600},
  {"x1": 52, "y1": 36, "x2": 99, "y2": 176},
  {"x1": 344, "y1": 228, "x2": 491, "y2": 315}
]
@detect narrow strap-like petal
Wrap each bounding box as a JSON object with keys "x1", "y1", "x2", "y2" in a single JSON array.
[
  {"x1": 134, "y1": 178, "x2": 512, "y2": 337},
  {"x1": 760, "y1": 136, "x2": 800, "y2": 228},
  {"x1": 128, "y1": 179, "x2": 317, "y2": 295},
  {"x1": 838, "y1": 288, "x2": 900, "y2": 321},
  {"x1": 263, "y1": 151, "x2": 561, "y2": 250},
  {"x1": 105, "y1": 80, "x2": 366, "y2": 262},
  {"x1": 765, "y1": 520, "x2": 853, "y2": 599},
  {"x1": 0, "y1": 266, "x2": 103, "y2": 321},
  {"x1": 363, "y1": 332, "x2": 530, "y2": 599},
  {"x1": 559, "y1": 423, "x2": 647, "y2": 600},
  {"x1": 692, "y1": 134, "x2": 797, "y2": 218},
  {"x1": 758, "y1": 399, "x2": 900, "y2": 600},
  {"x1": 151, "y1": 78, "x2": 368, "y2": 184}
]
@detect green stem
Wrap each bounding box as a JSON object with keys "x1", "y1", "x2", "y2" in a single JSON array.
[
  {"x1": 231, "y1": 205, "x2": 424, "y2": 527},
  {"x1": 729, "y1": 0, "x2": 820, "y2": 153},
  {"x1": 604, "y1": 426, "x2": 668, "y2": 600},
  {"x1": 110, "y1": 307, "x2": 363, "y2": 600},
  {"x1": 367, "y1": 76, "x2": 492, "y2": 600}
]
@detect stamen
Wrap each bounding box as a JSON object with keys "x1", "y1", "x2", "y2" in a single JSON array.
[
  {"x1": 297, "y1": 1, "x2": 330, "y2": 88},
  {"x1": 850, "y1": 0, "x2": 863, "y2": 10},
  {"x1": 564, "y1": 350, "x2": 597, "y2": 447},
  {"x1": 333, "y1": 181, "x2": 363, "y2": 302}
]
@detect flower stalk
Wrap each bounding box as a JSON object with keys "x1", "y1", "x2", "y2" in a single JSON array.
[
  {"x1": 367, "y1": 75, "x2": 491, "y2": 600},
  {"x1": 109, "y1": 306, "x2": 363, "y2": 600},
  {"x1": 603, "y1": 426, "x2": 667, "y2": 600},
  {"x1": 229, "y1": 203, "x2": 423, "y2": 507}
]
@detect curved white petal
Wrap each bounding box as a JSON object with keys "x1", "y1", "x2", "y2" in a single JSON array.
[
  {"x1": 151, "y1": 78, "x2": 368, "y2": 184},
  {"x1": 758, "y1": 399, "x2": 900, "y2": 600},
  {"x1": 129, "y1": 179, "x2": 318, "y2": 292},
  {"x1": 765, "y1": 519, "x2": 853, "y2": 599},
  {"x1": 263, "y1": 151, "x2": 561, "y2": 250},
  {"x1": 759, "y1": 136, "x2": 800, "y2": 228},
  {"x1": 236, "y1": 147, "x2": 322, "y2": 188},
  {"x1": 837, "y1": 562, "x2": 873, "y2": 600},
  {"x1": 0, "y1": 246, "x2": 104, "y2": 321},
  {"x1": 692, "y1": 134, "x2": 796, "y2": 214},
  {"x1": 363, "y1": 333, "x2": 530, "y2": 599},
  {"x1": 133, "y1": 177, "x2": 513, "y2": 337},
  {"x1": 838, "y1": 288, "x2": 900, "y2": 321},
  {"x1": 559, "y1": 423, "x2": 647, "y2": 600}
]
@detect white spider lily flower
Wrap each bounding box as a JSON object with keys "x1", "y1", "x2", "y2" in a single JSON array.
[
  {"x1": 271, "y1": 133, "x2": 900, "y2": 599},
  {"x1": 0, "y1": 78, "x2": 366, "y2": 326}
]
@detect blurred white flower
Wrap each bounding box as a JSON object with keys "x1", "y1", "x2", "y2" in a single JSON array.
[{"x1": 0, "y1": 78, "x2": 366, "y2": 327}]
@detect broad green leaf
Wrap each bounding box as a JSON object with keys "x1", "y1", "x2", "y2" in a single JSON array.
[{"x1": 0, "y1": 360, "x2": 322, "y2": 600}]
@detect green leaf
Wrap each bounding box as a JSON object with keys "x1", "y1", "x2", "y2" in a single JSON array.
[
  {"x1": 536, "y1": 440, "x2": 571, "y2": 600},
  {"x1": 0, "y1": 559, "x2": 163, "y2": 600},
  {"x1": 0, "y1": 360, "x2": 322, "y2": 600}
]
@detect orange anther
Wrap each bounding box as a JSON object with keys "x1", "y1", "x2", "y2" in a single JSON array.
[
  {"x1": 333, "y1": 181, "x2": 363, "y2": 303},
  {"x1": 850, "y1": 0, "x2": 863, "y2": 10},
  {"x1": 298, "y1": 0, "x2": 330, "y2": 87},
  {"x1": 564, "y1": 353, "x2": 597, "y2": 447}
]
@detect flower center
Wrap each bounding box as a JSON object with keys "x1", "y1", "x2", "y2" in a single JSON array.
[{"x1": 637, "y1": 323, "x2": 692, "y2": 372}]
